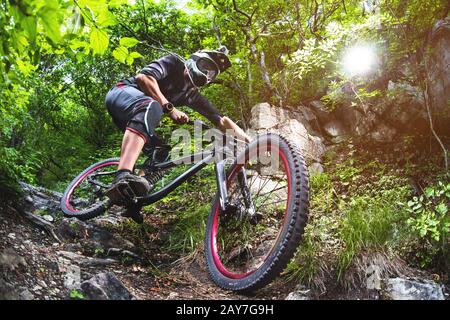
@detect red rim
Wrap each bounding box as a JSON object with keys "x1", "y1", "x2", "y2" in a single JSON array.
[
  {"x1": 65, "y1": 161, "x2": 119, "y2": 213},
  {"x1": 210, "y1": 146, "x2": 292, "y2": 279}
]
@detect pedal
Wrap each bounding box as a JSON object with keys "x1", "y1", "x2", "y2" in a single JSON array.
[
  {"x1": 105, "y1": 181, "x2": 137, "y2": 205},
  {"x1": 122, "y1": 204, "x2": 144, "y2": 224}
]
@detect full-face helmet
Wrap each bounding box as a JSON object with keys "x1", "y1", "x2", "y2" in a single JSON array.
[{"x1": 185, "y1": 46, "x2": 231, "y2": 87}]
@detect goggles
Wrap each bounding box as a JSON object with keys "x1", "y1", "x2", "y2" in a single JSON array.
[{"x1": 186, "y1": 56, "x2": 220, "y2": 88}]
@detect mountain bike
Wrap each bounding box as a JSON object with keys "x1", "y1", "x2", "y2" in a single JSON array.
[{"x1": 60, "y1": 120, "x2": 310, "y2": 292}]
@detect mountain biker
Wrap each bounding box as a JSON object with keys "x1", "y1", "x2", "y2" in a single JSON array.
[{"x1": 104, "y1": 46, "x2": 251, "y2": 215}]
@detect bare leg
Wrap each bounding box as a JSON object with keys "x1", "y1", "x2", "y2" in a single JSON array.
[{"x1": 118, "y1": 130, "x2": 146, "y2": 171}]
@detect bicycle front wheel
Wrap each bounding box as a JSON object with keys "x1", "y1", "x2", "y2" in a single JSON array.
[{"x1": 205, "y1": 133, "x2": 309, "y2": 292}]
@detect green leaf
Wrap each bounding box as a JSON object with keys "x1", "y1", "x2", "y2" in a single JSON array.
[
  {"x1": 119, "y1": 37, "x2": 140, "y2": 48},
  {"x1": 419, "y1": 228, "x2": 427, "y2": 237},
  {"x1": 16, "y1": 60, "x2": 36, "y2": 76},
  {"x1": 112, "y1": 46, "x2": 129, "y2": 64},
  {"x1": 23, "y1": 17, "x2": 37, "y2": 43},
  {"x1": 109, "y1": 0, "x2": 129, "y2": 8},
  {"x1": 126, "y1": 56, "x2": 134, "y2": 65},
  {"x1": 39, "y1": 6, "x2": 62, "y2": 44},
  {"x1": 90, "y1": 28, "x2": 109, "y2": 55},
  {"x1": 129, "y1": 51, "x2": 142, "y2": 59},
  {"x1": 435, "y1": 203, "x2": 448, "y2": 215},
  {"x1": 69, "y1": 289, "x2": 85, "y2": 299},
  {"x1": 97, "y1": 10, "x2": 117, "y2": 28},
  {"x1": 424, "y1": 187, "x2": 434, "y2": 198},
  {"x1": 70, "y1": 40, "x2": 89, "y2": 51}
]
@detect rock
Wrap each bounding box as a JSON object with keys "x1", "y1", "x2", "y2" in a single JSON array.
[
  {"x1": 167, "y1": 292, "x2": 179, "y2": 299},
  {"x1": 92, "y1": 214, "x2": 126, "y2": 227},
  {"x1": 64, "y1": 243, "x2": 83, "y2": 253},
  {"x1": 0, "y1": 279, "x2": 19, "y2": 300},
  {"x1": 370, "y1": 124, "x2": 397, "y2": 143},
  {"x1": 249, "y1": 103, "x2": 279, "y2": 129},
  {"x1": 0, "y1": 248, "x2": 27, "y2": 271},
  {"x1": 285, "y1": 285, "x2": 311, "y2": 300},
  {"x1": 248, "y1": 103, "x2": 326, "y2": 162},
  {"x1": 56, "y1": 218, "x2": 135, "y2": 254},
  {"x1": 32, "y1": 285, "x2": 43, "y2": 292},
  {"x1": 309, "y1": 100, "x2": 332, "y2": 124},
  {"x1": 385, "y1": 81, "x2": 427, "y2": 130},
  {"x1": 365, "y1": 264, "x2": 382, "y2": 290},
  {"x1": 81, "y1": 272, "x2": 133, "y2": 300},
  {"x1": 428, "y1": 18, "x2": 450, "y2": 122},
  {"x1": 300, "y1": 107, "x2": 317, "y2": 122},
  {"x1": 107, "y1": 248, "x2": 141, "y2": 263},
  {"x1": 64, "y1": 264, "x2": 81, "y2": 290},
  {"x1": 57, "y1": 256, "x2": 81, "y2": 290},
  {"x1": 323, "y1": 120, "x2": 348, "y2": 143},
  {"x1": 58, "y1": 251, "x2": 117, "y2": 267},
  {"x1": 383, "y1": 278, "x2": 445, "y2": 300},
  {"x1": 18, "y1": 288, "x2": 35, "y2": 300},
  {"x1": 250, "y1": 103, "x2": 325, "y2": 161},
  {"x1": 43, "y1": 215, "x2": 54, "y2": 222},
  {"x1": 18, "y1": 182, "x2": 63, "y2": 219},
  {"x1": 309, "y1": 162, "x2": 324, "y2": 176},
  {"x1": 333, "y1": 105, "x2": 364, "y2": 134}
]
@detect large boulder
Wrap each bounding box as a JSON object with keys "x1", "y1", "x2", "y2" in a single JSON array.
[
  {"x1": 56, "y1": 218, "x2": 135, "y2": 256},
  {"x1": 80, "y1": 272, "x2": 134, "y2": 300},
  {"x1": 382, "y1": 278, "x2": 445, "y2": 300},
  {"x1": 382, "y1": 81, "x2": 428, "y2": 133},
  {"x1": 248, "y1": 103, "x2": 326, "y2": 162}
]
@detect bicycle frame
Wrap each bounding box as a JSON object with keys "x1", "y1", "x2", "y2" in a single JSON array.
[
  {"x1": 137, "y1": 149, "x2": 216, "y2": 206},
  {"x1": 135, "y1": 121, "x2": 242, "y2": 210}
]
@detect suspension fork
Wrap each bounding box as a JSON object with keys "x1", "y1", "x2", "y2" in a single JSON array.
[
  {"x1": 215, "y1": 160, "x2": 229, "y2": 212},
  {"x1": 215, "y1": 160, "x2": 257, "y2": 219},
  {"x1": 237, "y1": 167, "x2": 257, "y2": 220}
]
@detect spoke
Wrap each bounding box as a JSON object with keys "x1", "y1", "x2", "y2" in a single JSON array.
[
  {"x1": 252, "y1": 175, "x2": 280, "y2": 203},
  {"x1": 257, "y1": 184, "x2": 288, "y2": 198},
  {"x1": 256, "y1": 198, "x2": 287, "y2": 213},
  {"x1": 247, "y1": 170, "x2": 259, "y2": 191},
  {"x1": 254, "y1": 180, "x2": 285, "y2": 207}
]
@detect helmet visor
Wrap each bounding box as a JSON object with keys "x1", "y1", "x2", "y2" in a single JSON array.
[{"x1": 196, "y1": 58, "x2": 219, "y2": 81}]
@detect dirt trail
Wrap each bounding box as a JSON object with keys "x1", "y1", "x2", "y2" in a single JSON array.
[{"x1": 0, "y1": 200, "x2": 294, "y2": 300}]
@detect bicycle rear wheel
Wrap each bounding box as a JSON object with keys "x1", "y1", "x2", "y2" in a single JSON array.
[
  {"x1": 60, "y1": 158, "x2": 119, "y2": 220},
  {"x1": 205, "y1": 133, "x2": 309, "y2": 292}
]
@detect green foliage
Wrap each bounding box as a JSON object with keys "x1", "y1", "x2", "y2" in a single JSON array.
[
  {"x1": 69, "y1": 289, "x2": 85, "y2": 299},
  {"x1": 0, "y1": 0, "x2": 213, "y2": 197},
  {"x1": 167, "y1": 203, "x2": 210, "y2": 253},
  {"x1": 158, "y1": 165, "x2": 216, "y2": 254},
  {"x1": 287, "y1": 151, "x2": 414, "y2": 287},
  {"x1": 286, "y1": 173, "x2": 338, "y2": 290},
  {"x1": 337, "y1": 188, "x2": 408, "y2": 278},
  {"x1": 406, "y1": 181, "x2": 450, "y2": 241}
]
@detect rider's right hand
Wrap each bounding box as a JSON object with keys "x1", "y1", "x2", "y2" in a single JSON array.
[{"x1": 169, "y1": 108, "x2": 190, "y2": 124}]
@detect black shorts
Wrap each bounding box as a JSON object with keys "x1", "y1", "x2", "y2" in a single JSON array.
[{"x1": 105, "y1": 83, "x2": 163, "y2": 143}]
